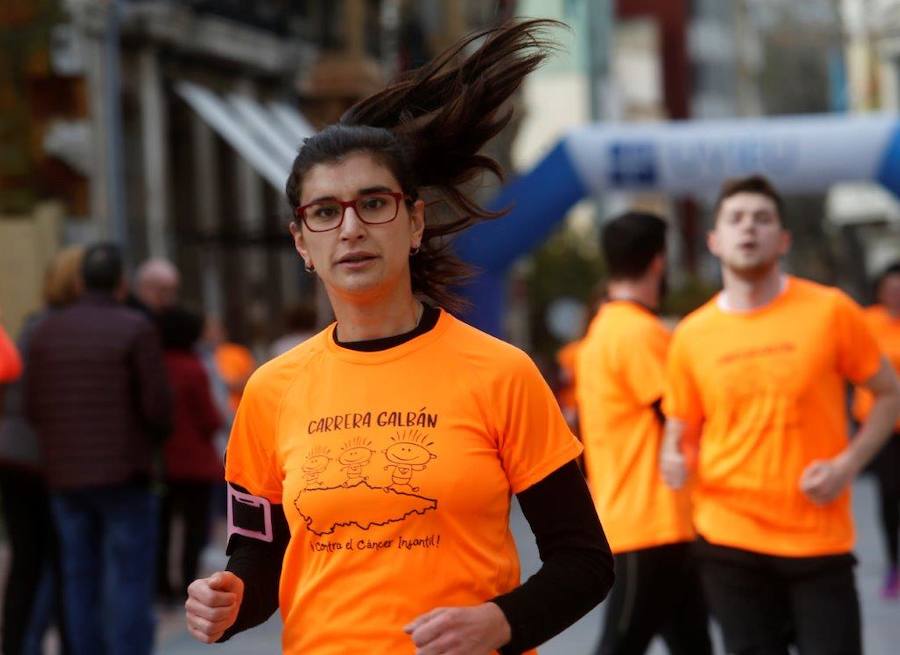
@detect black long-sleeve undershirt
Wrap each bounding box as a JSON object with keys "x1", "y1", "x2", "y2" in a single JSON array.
[
  {"x1": 492, "y1": 460, "x2": 614, "y2": 653},
  {"x1": 220, "y1": 460, "x2": 613, "y2": 651}
]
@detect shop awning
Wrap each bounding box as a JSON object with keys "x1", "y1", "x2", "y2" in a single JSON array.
[{"x1": 175, "y1": 80, "x2": 314, "y2": 191}]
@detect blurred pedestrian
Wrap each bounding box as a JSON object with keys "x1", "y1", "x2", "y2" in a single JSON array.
[
  {"x1": 130, "y1": 258, "x2": 180, "y2": 316},
  {"x1": 269, "y1": 302, "x2": 317, "y2": 358},
  {"x1": 25, "y1": 243, "x2": 172, "y2": 655},
  {"x1": 577, "y1": 212, "x2": 711, "y2": 655},
  {"x1": 0, "y1": 246, "x2": 83, "y2": 655},
  {"x1": 661, "y1": 175, "x2": 900, "y2": 655},
  {"x1": 854, "y1": 261, "x2": 900, "y2": 598},
  {"x1": 197, "y1": 317, "x2": 232, "y2": 429},
  {"x1": 185, "y1": 19, "x2": 614, "y2": 654},
  {"x1": 156, "y1": 306, "x2": 223, "y2": 603},
  {"x1": 203, "y1": 317, "x2": 256, "y2": 415},
  {"x1": 555, "y1": 338, "x2": 582, "y2": 433}
]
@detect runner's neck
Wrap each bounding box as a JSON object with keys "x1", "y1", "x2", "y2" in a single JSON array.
[{"x1": 718, "y1": 267, "x2": 787, "y2": 313}]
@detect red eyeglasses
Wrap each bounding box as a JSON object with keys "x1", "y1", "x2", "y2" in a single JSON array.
[{"x1": 294, "y1": 191, "x2": 409, "y2": 232}]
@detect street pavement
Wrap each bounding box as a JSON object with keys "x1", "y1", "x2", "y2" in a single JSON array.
[{"x1": 156, "y1": 474, "x2": 900, "y2": 655}]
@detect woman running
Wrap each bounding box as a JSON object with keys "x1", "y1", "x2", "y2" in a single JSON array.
[{"x1": 184, "y1": 18, "x2": 613, "y2": 655}]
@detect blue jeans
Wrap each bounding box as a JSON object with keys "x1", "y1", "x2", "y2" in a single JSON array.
[{"x1": 51, "y1": 483, "x2": 158, "y2": 655}]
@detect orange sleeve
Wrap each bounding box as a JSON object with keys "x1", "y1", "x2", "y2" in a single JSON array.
[
  {"x1": 662, "y1": 329, "x2": 703, "y2": 428},
  {"x1": 494, "y1": 352, "x2": 583, "y2": 494},
  {"x1": 833, "y1": 291, "x2": 883, "y2": 385},
  {"x1": 0, "y1": 323, "x2": 22, "y2": 382},
  {"x1": 224, "y1": 366, "x2": 286, "y2": 503},
  {"x1": 619, "y1": 322, "x2": 668, "y2": 407}
]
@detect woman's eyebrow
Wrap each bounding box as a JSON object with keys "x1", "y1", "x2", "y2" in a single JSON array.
[
  {"x1": 307, "y1": 186, "x2": 393, "y2": 204},
  {"x1": 358, "y1": 185, "x2": 393, "y2": 194}
]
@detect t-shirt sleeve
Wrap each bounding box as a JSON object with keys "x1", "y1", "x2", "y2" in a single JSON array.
[
  {"x1": 662, "y1": 328, "x2": 704, "y2": 428},
  {"x1": 494, "y1": 352, "x2": 583, "y2": 494},
  {"x1": 224, "y1": 366, "x2": 286, "y2": 504},
  {"x1": 833, "y1": 291, "x2": 883, "y2": 385},
  {"x1": 619, "y1": 322, "x2": 669, "y2": 407}
]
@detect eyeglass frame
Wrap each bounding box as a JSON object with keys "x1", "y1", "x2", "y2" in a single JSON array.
[{"x1": 293, "y1": 191, "x2": 413, "y2": 233}]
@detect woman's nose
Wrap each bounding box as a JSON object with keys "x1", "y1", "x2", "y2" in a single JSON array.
[{"x1": 340, "y1": 205, "x2": 365, "y2": 237}]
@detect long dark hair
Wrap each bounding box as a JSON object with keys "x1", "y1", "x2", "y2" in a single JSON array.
[{"x1": 285, "y1": 19, "x2": 561, "y2": 312}]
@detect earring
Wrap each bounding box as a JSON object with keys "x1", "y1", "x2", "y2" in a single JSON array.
[
  {"x1": 410, "y1": 245, "x2": 421, "y2": 256},
  {"x1": 304, "y1": 261, "x2": 315, "y2": 273}
]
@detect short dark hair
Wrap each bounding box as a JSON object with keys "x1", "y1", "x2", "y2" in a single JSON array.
[
  {"x1": 158, "y1": 306, "x2": 204, "y2": 351},
  {"x1": 81, "y1": 242, "x2": 123, "y2": 293},
  {"x1": 601, "y1": 211, "x2": 667, "y2": 280},
  {"x1": 714, "y1": 174, "x2": 785, "y2": 223}
]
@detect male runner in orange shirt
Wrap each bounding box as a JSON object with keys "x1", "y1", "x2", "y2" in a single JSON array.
[
  {"x1": 661, "y1": 175, "x2": 900, "y2": 655},
  {"x1": 853, "y1": 261, "x2": 900, "y2": 598},
  {"x1": 577, "y1": 212, "x2": 711, "y2": 655}
]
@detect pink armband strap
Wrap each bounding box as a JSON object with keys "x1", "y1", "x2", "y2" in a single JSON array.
[{"x1": 227, "y1": 484, "x2": 273, "y2": 543}]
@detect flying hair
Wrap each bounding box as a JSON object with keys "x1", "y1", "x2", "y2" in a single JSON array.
[{"x1": 285, "y1": 19, "x2": 563, "y2": 312}]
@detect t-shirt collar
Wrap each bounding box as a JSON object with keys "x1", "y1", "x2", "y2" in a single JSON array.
[{"x1": 716, "y1": 274, "x2": 790, "y2": 315}]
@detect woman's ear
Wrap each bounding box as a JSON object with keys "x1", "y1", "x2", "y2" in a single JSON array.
[
  {"x1": 410, "y1": 199, "x2": 426, "y2": 247},
  {"x1": 290, "y1": 221, "x2": 312, "y2": 269}
]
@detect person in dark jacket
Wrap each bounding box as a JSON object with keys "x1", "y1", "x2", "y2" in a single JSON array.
[
  {"x1": 156, "y1": 307, "x2": 223, "y2": 602},
  {"x1": 25, "y1": 242, "x2": 172, "y2": 655}
]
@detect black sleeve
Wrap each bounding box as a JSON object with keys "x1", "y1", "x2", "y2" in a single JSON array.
[
  {"x1": 217, "y1": 496, "x2": 290, "y2": 641},
  {"x1": 491, "y1": 460, "x2": 614, "y2": 654}
]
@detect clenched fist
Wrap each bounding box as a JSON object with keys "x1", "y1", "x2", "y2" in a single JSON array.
[{"x1": 185, "y1": 571, "x2": 244, "y2": 644}]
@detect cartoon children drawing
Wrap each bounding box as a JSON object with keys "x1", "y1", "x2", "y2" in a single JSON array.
[
  {"x1": 383, "y1": 431, "x2": 437, "y2": 492},
  {"x1": 302, "y1": 446, "x2": 331, "y2": 489},
  {"x1": 339, "y1": 437, "x2": 375, "y2": 487}
]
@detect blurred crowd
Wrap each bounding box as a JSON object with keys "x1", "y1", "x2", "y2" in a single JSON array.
[{"x1": 0, "y1": 243, "x2": 316, "y2": 655}]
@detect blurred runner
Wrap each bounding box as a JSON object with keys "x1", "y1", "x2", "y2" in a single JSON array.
[
  {"x1": 555, "y1": 337, "x2": 582, "y2": 433},
  {"x1": 854, "y1": 261, "x2": 900, "y2": 599},
  {"x1": 577, "y1": 212, "x2": 711, "y2": 655},
  {"x1": 203, "y1": 317, "x2": 256, "y2": 414},
  {"x1": 661, "y1": 175, "x2": 900, "y2": 655}
]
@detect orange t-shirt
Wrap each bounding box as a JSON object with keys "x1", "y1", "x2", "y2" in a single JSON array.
[
  {"x1": 225, "y1": 310, "x2": 581, "y2": 655},
  {"x1": 576, "y1": 301, "x2": 693, "y2": 553},
  {"x1": 215, "y1": 342, "x2": 256, "y2": 412},
  {"x1": 664, "y1": 277, "x2": 882, "y2": 557},
  {"x1": 853, "y1": 305, "x2": 900, "y2": 431}
]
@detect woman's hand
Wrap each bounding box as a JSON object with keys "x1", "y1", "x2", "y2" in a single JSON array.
[
  {"x1": 404, "y1": 602, "x2": 511, "y2": 655},
  {"x1": 185, "y1": 571, "x2": 244, "y2": 643}
]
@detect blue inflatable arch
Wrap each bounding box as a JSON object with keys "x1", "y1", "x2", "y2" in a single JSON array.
[{"x1": 455, "y1": 113, "x2": 900, "y2": 335}]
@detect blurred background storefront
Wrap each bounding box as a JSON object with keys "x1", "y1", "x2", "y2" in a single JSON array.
[
  {"x1": 0, "y1": 0, "x2": 514, "y2": 350},
  {"x1": 2, "y1": 0, "x2": 900, "y2": 360}
]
